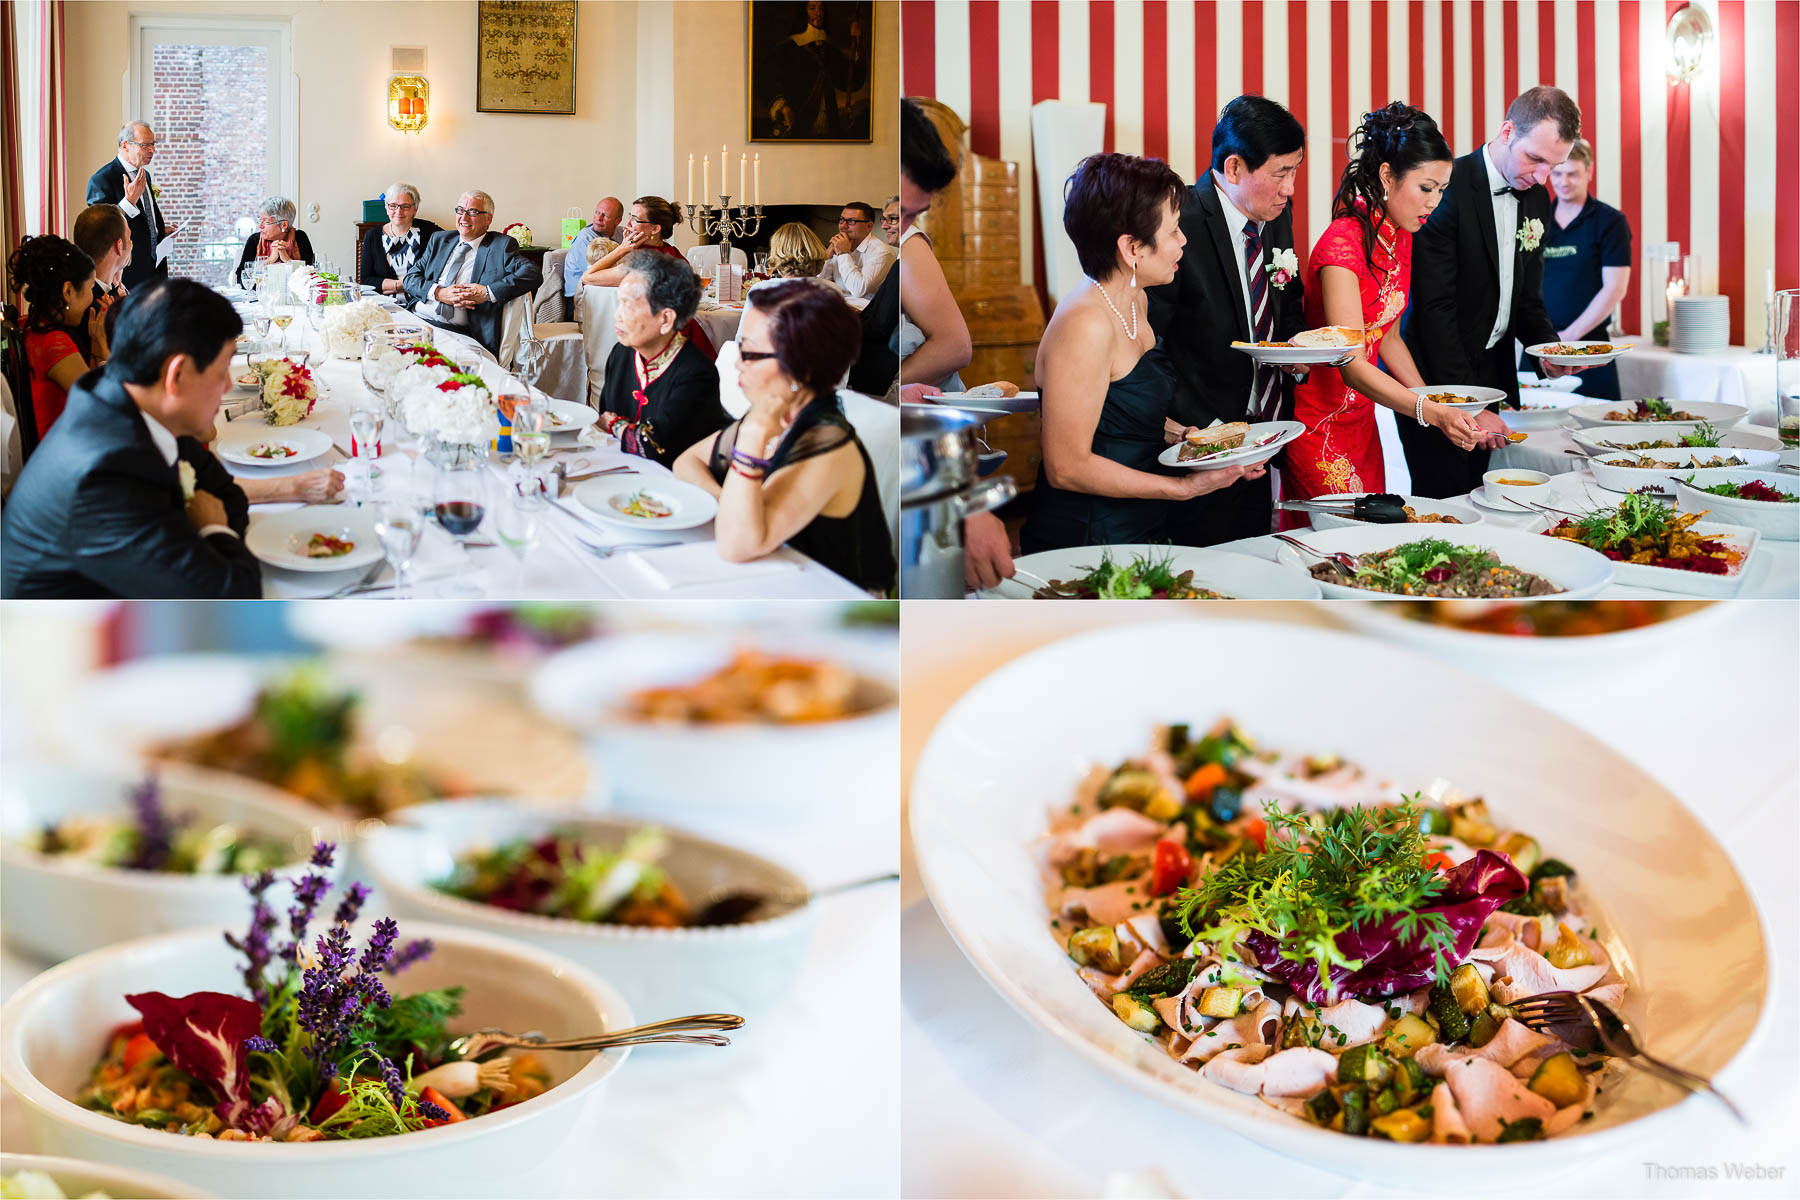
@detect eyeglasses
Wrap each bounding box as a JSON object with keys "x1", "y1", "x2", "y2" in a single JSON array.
[
  {"x1": 838, "y1": 217, "x2": 871, "y2": 226},
  {"x1": 453, "y1": 206, "x2": 491, "y2": 217},
  {"x1": 880, "y1": 214, "x2": 900, "y2": 224},
  {"x1": 128, "y1": 140, "x2": 157, "y2": 148},
  {"x1": 386, "y1": 202, "x2": 417, "y2": 212},
  {"x1": 737, "y1": 347, "x2": 781, "y2": 362}
]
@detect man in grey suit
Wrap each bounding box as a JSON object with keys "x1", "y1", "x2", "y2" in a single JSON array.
[
  {"x1": 85, "y1": 121, "x2": 176, "y2": 290},
  {"x1": 402, "y1": 190, "x2": 542, "y2": 357}
]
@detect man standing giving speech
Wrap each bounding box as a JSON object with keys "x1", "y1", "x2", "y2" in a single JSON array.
[
  {"x1": 86, "y1": 122, "x2": 176, "y2": 290},
  {"x1": 1400, "y1": 86, "x2": 1586, "y2": 499}
]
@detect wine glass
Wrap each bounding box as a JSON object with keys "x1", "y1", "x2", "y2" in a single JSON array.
[
  {"x1": 511, "y1": 398, "x2": 551, "y2": 468},
  {"x1": 431, "y1": 448, "x2": 487, "y2": 596},
  {"x1": 373, "y1": 502, "x2": 424, "y2": 599},
  {"x1": 349, "y1": 403, "x2": 385, "y2": 496},
  {"x1": 249, "y1": 313, "x2": 273, "y2": 351},
  {"x1": 515, "y1": 333, "x2": 547, "y2": 392},
  {"x1": 753, "y1": 252, "x2": 769, "y2": 279},
  {"x1": 491, "y1": 478, "x2": 540, "y2": 596},
  {"x1": 271, "y1": 307, "x2": 295, "y2": 353}
]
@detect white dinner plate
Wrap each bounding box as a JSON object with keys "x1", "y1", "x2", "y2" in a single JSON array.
[
  {"x1": 922, "y1": 391, "x2": 1041, "y2": 415},
  {"x1": 540, "y1": 399, "x2": 599, "y2": 436},
  {"x1": 244, "y1": 506, "x2": 384, "y2": 573},
  {"x1": 909, "y1": 619, "x2": 1767, "y2": 1182},
  {"x1": 574, "y1": 476, "x2": 717, "y2": 531},
  {"x1": 1587, "y1": 446, "x2": 1781, "y2": 496},
  {"x1": 1268, "y1": 522, "x2": 1614, "y2": 597},
  {"x1": 1410, "y1": 384, "x2": 1507, "y2": 411},
  {"x1": 213, "y1": 425, "x2": 333, "y2": 468},
  {"x1": 1299, "y1": 492, "x2": 1485, "y2": 530},
  {"x1": 979, "y1": 544, "x2": 1321, "y2": 599},
  {"x1": 1157, "y1": 420, "x2": 1305, "y2": 471},
  {"x1": 1228, "y1": 341, "x2": 1360, "y2": 366},
  {"x1": 1567, "y1": 400, "x2": 1748, "y2": 430},
  {"x1": 1524, "y1": 339, "x2": 1636, "y2": 366},
  {"x1": 1530, "y1": 511, "x2": 1762, "y2": 597}
]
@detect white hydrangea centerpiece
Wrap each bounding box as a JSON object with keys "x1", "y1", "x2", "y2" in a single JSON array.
[
  {"x1": 399, "y1": 370, "x2": 494, "y2": 446},
  {"x1": 259, "y1": 357, "x2": 320, "y2": 426},
  {"x1": 321, "y1": 300, "x2": 391, "y2": 359}
]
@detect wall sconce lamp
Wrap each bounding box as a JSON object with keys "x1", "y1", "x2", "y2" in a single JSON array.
[
  {"x1": 388, "y1": 74, "x2": 429, "y2": 133},
  {"x1": 1665, "y1": 5, "x2": 1713, "y2": 83}
]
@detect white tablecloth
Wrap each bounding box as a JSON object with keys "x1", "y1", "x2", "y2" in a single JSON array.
[
  {"x1": 579, "y1": 285, "x2": 745, "y2": 408},
  {"x1": 899, "y1": 602, "x2": 1799, "y2": 1200},
  {"x1": 1616, "y1": 343, "x2": 1780, "y2": 427},
  {"x1": 226, "y1": 306, "x2": 866, "y2": 599}
]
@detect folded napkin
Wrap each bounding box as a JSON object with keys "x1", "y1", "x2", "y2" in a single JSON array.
[{"x1": 625, "y1": 541, "x2": 802, "y2": 590}]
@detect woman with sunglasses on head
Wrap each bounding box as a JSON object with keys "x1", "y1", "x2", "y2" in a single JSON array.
[{"x1": 674, "y1": 279, "x2": 895, "y2": 593}]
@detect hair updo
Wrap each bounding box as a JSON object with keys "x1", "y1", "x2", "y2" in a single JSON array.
[
  {"x1": 6, "y1": 235, "x2": 95, "y2": 332},
  {"x1": 1331, "y1": 101, "x2": 1452, "y2": 278}
]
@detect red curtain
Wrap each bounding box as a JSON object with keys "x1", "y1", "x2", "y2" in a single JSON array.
[{"x1": 0, "y1": 0, "x2": 23, "y2": 271}]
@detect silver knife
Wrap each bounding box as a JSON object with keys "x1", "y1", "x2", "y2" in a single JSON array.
[{"x1": 324, "y1": 559, "x2": 386, "y2": 597}]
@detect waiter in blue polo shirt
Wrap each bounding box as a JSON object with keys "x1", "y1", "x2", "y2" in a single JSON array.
[{"x1": 1530, "y1": 139, "x2": 1633, "y2": 402}]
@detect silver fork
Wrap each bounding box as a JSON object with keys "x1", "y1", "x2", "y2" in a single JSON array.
[
  {"x1": 1271, "y1": 533, "x2": 1359, "y2": 577},
  {"x1": 1010, "y1": 567, "x2": 1079, "y2": 598},
  {"x1": 450, "y1": 1013, "x2": 745, "y2": 1061},
  {"x1": 1510, "y1": 991, "x2": 1745, "y2": 1123},
  {"x1": 574, "y1": 539, "x2": 682, "y2": 559}
]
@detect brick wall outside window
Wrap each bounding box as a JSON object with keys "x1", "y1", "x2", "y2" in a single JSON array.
[{"x1": 150, "y1": 44, "x2": 269, "y2": 287}]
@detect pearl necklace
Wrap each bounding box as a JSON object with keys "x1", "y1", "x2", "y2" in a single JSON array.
[{"x1": 1093, "y1": 278, "x2": 1139, "y2": 341}]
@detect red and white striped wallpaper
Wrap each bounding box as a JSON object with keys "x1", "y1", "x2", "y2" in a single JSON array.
[{"x1": 901, "y1": 0, "x2": 1800, "y2": 344}]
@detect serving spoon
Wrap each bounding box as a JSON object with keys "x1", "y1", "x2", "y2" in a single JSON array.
[
  {"x1": 450, "y1": 1013, "x2": 746, "y2": 1061},
  {"x1": 691, "y1": 870, "x2": 901, "y2": 926},
  {"x1": 1271, "y1": 533, "x2": 1360, "y2": 578}
]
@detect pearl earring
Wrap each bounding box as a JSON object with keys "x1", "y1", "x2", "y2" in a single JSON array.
[
  {"x1": 1129, "y1": 260, "x2": 1138, "y2": 290},
  {"x1": 789, "y1": 381, "x2": 799, "y2": 393}
]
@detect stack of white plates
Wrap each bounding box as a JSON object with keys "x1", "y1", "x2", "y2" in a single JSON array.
[{"x1": 1670, "y1": 295, "x2": 1730, "y2": 354}]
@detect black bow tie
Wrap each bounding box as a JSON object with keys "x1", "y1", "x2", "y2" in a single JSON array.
[{"x1": 1493, "y1": 186, "x2": 1519, "y2": 197}]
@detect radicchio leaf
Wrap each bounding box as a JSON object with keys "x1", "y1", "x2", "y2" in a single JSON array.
[
  {"x1": 125, "y1": 990, "x2": 266, "y2": 1127},
  {"x1": 1243, "y1": 849, "x2": 1527, "y2": 1004}
]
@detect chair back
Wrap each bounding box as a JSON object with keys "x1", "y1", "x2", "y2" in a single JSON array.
[
  {"x1": 496, "y1": 291, "x2": 534, "y2": 369},
  {"x1": 684, "y1": 244, "x2": 748, "y2": 274},
  {"x1": 0, "y1": 303, "x2": 40, "y2": 462},
  {"x1": 535, "y1": 249, "x2": 569, "y2": 323},
  {"x1": 837, "y1": 387, "x2": 899, "y2": 544}
]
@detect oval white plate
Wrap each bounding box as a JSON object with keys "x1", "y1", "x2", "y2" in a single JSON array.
[
  {"x1": 245, "y1": 506, "x2": 384, "y2": 573},
  {"x1": 1672, "y1": 469, "x2": 1800, "y2": 542},
  {"x1": 1410, "y1": 384, "x2": 1507, "y2": 411},
  {"x1": 1524, "y1": 339, "x2": 1636, "y2": 366},
  {"x1": 909, "y1": 619, "x2": 1767, "y2": 1181},
  {"x1": 213, "y1": 425, "x2": 333, "y2": 468},
  {"x1": 1229, "y1": 342, "x2": 1359, "y2": 366},
  {"x1": 1571, "y1": 426, "x2": 1782, "y2": 456},
  {"x1": 574, "y1": 476, "x2": 718, "y2": 530},
  {"x1": 1270, "y1": 523, "x2": 1614, "y2": 598},
  {"x1": 979, "y1": 544, "x2": 1321, "y2": 599},
  {"x1": 1497, "y1": 406, "x2": 1574, "y2": 431},
  {"x1": 1531, "y1": 512, "x2": 1762, "y2": 597},
  {"x1": 541, "y1": 399, "x2": 599, "y2": 436},
  {"x1": 1301, "y1": 492, "x2": 1485, "y2": 530},
  {"x1": 1157, "y1": 420, "x2": 1305, "y2": 471},
  {"x1": 1567, "y1": 400, "x2": 1747, "y2": 430},
  {"x1": 1587, "y1": 447, "x2": 1780, "y2": 496}
]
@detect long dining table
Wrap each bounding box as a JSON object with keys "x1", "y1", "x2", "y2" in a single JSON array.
[{"x1": 219, "y1": 296, "x2": 867, "y2": 600}]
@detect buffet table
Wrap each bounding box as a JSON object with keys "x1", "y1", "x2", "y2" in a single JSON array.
[
  {"x1": 223, "y1": 304, "x2": 867, "y2": 599},
  {"x1": 899, "y1": 602, "x2": 1798, "y2": 1200},
  {"x1": 1616, "y1": 343, "x2": 1780, "y2": 428}
]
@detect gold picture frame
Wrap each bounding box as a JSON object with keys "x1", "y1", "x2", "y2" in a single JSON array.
[
  {"x1": 747, "y1": 0, "x2": 874, "y2": 143},
  {"x1": 476, "y1": 0, "x2": 577, "y2": 116}
]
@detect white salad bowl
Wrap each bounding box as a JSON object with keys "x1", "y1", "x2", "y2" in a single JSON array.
[
  {"x1": 359, "y1": 799, "x2": 819, "y2": 1023},
  {"x1": 0, "y1": 923, "x2": 633, "y2": 1200},
  {"x1": 1568, "y1": 400, "x2": 1747, "y2": 430},
  {"x1": 0, "y1": 763, "x2": 348, "y2": 962},
  {"x1": 529, "y1": 630, "x2": 897, "y2": 818},
  {"x1": 908, "y1": 619, "x2": 1770, "y2": 1184},
  {"x1": 1269, "y1": 523, "x2": 1614, "y2": 599},
  {"x1": 0, "y1": 1152, "x2": 210, "y2": 1199},
  {"x1": 1672, "y1": 469, "x2": 1800, "y2": 542}
]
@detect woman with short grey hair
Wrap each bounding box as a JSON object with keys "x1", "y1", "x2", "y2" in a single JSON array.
[
  {"x1": 595, "y1": 248, "x2": 729, "y2": 468},
  {"x1": 360, "y1": 181, "x2": 442, "y2": 294},
  {"x1": 234, "y1": 195, "x2": 315, "y2": 287}
]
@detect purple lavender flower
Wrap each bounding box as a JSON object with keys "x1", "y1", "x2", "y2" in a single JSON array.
[
  {"x1": 224, "y1": 870, "x2": 279, "y2": 1002},
  {"x1": 417, "y1": 1098, "x2": 450, "y2": 1122},
  {"x1": 309, "y1": 841, "x2": 336, "y2": 868},
  {"x1": 284, "y1": 871, "x2": 333, "y2": 963},
  {"x1": 126, "y1": 774, "x2": 172, "y2": 871},
  {"x1": 386, "y1": 938, "x2": 434, "y2": 975},
  {"x1": 358, "y1": 917, "x2": 399, "y2": 975},
  {"x1": 244, "y1": 1035, "x2": 278, "y2": 1054},
  {"x1": 331, "y1": 881, "x2": 371, "y2": 928},
  {"x1": 370, "y1": 1045, "x2": 407, "y2": 1110}
]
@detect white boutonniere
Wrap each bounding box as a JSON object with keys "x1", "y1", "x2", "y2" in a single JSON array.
[
  {"x1": 1516, "y1": 218, "x2": 1544, "y2": 253},
  {"x1": 1268, "y1": 247, "x2": 1300, "y2": 290},
  {"x1": 177, "y1": 461, "x2": 196, "y2": 501}
]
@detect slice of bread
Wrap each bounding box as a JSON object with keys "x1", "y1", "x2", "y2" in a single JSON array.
[
  {"x1": 1186, "y1": 421, "x2": 1249, "y2": 450},
  {"x1": 1290, "y1": 325, "x2": 1364, "y2": 348},
  {"x1": 963, "y1": 381, "x2": 1021, "y2": 398}
]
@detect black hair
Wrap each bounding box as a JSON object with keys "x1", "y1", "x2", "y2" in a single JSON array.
[
  {"x1": 1062, "y1": 153, "x2": 1184, "y2": 282},
  {"x1": 622, "y1": 248, "x2": 703, "y2": 328},
  {"x1": 1211, "y1": 94, "x2": 1307, "y2": 175},
  {"x1": 105, "y1": 278, "x2": 243, "y2": 385},
  {"x1": 6, "y1": 235, "x2": 95, "y2": 332},
  {"x1": 841, "y1": 201, "x2": 878, "y2": 222},
  {"x1": 1332, "y1": 101, "x2": 1453, "y2": 279},
  {"x1": 901, "y1": 98, "x2": 958, "y2": 193}
]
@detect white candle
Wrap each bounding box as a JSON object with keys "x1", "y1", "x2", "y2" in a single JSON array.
[
  {"x1": 703, "y1": 154, "x2": 709, "y2": 203},
  {"x1": 687, "y1": 154, "x2": 694, "y2": 208},
  {"x1": 740, "y1": 153, "x2": 746, "y2": 205},
  {"x1": 1769, "y1": 267, "x2": 1777, "y2": 306},
  {"x1": 754, "y1": 154, "x2": 760, "y2": 204},
  {"x1": 720, "y1": 145, "x2": 728, "y2": 198}
]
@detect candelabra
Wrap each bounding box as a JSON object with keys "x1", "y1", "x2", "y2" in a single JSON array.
[{"x1": 686, "y1": 196, "x2": 764, "y2": 281}]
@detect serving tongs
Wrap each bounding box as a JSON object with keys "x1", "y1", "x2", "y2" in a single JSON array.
[
  {"x1": 1270, "y1": 533, "x2": 1360, "y2": 578},
  {"x1": 1511, "y1": 992, "x2": 1745, "y2": 1124},
  {"x1": 450, "y1": 1013, "x2": 746, "y2": 1060},
  {"x1": 1276, "y1": 493, "x2": 1412, "y2": 524},
  {"x1": 1010, "y1": 567, "x2": 1082, "y2": 598}
]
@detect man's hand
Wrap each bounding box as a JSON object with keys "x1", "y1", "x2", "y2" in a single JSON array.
[
  {"x1": 899, "y1": 383, "x2": 942, "y2": 404},
  {"x1": 1472, "y1": 408, "x2": 1511, "y2": 449},
  {"x1": 284, "y1": 468, "x2": 346, "y2": 503},
  {"x1": 771, "y1": 100, "x2": 793, "y2": 133},
  {"x1": 162, "y1": 223, "x2": 179, "y2": 239},
  {"x1": 186, "y1": 490, "x2": 230, "y2": 531},
  {"x1": 1543, "y1": 360, "x2": 1590, "y2": 377},
  {"x1": 963, "y1": 511, "x2": 1015, "y2": 590},
  {"x1": 124, "y1": 168, "x2": 149, "y2": 206},
  {"x1": 828, "y1": 232, "x2": 854, "y2": 257}
]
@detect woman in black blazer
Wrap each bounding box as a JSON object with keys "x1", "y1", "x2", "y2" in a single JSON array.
[
  {"x1": 234, "y1": 196, "x2": 315, "y2": 288},
  {"x1": 359, "y1": 182, "x2": 442, "y2": 296}
]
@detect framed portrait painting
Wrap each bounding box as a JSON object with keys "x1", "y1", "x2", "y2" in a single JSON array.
[
  {"x1": 477, "y1": 0, "x2": 577, "y2": 115},
  {"x1": 747, "y1": 1, "x2": 874, "y2": 142}
]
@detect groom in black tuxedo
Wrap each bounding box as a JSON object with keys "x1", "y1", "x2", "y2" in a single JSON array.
[
  {"x1": 1148, "y1": 95, "x2": 1310, "y2": 545},
  {"x1": 1399, "y1": 86, "x2": 1587, "y2": 498},
  {"x1": 85, "y1": 122, "x2": 175, "y2": 291}
]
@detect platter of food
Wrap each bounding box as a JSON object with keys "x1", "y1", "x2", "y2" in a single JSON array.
[
  {"x1": 1524, "y1": 341, "x2": 1635, "y2": 367},
  {"x1": 245, "y1": 507, "x2": 384, "y2": 574},
  {"x1": 1329, "y1": 600, "x2": 1725, "y2": 665},
  {"x1": 1570, "y1": 424, "x2": 1781, "y2": 457},
  {"x1": 1230, "y1": 326, "x2": 1363, "y2": 366},
  {"x1": 1268, "y1": 526, "x2": 1613, "y2": 599},
  {"x1": 979, "y1": 546, "x2": 1321, "y2": 600},
  {"x1": 214, "y1": 426, "x2": 334, "y2": 469},
  {"x1": 1567, "y1": 399, "x2": 1747, "y2": 431},
  {"x1": 1533, "y1": 493, "x2": 1761, "y2": 597},
  {"x1": 574, "y1": 478, "x2": 716, "y2": 531},
  {"x1": 1158, "y1": 421, "x2": 1305, "y2": 471}
]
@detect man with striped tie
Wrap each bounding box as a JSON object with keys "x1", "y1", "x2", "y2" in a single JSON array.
[
  {"x1": 1148, "y1": 95, "x2": 1311, "y2": 546},
  {"x1": 402, "y1": 190, "x2": 541, "y2": 357}
]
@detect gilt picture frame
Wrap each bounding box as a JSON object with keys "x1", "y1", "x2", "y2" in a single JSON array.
[
  {"x1": 476, "y1": 0, "x2": 577, "y2": 116},
  {"x1": 747, "y1": 0, "x2": 874, "y2": 143}
]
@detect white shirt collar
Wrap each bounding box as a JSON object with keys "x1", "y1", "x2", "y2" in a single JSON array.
[
  {"x1": 790, "y1": 25, "x2": 828, "y2": 47},
  {"x1": 1212, "y1": 175, "x2": 1256, "y2": 240},
  {"x1": 459, "y1": 231, "x2": 485, "y2": 247},
  {"x1": 118, "y1": 153, "x2": 145, "y2": 177},
  {"x1": 1482, "y1": 144, "x2": 1510, "y2": 194},
  {"x1": 139, "y1": 409, "x2": 179, "y2": 466}
]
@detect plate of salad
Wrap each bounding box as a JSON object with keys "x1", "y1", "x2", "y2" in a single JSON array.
[
  {"x1": 908, "y1": 619, "x2": 1767, "y2": 1179},
  {"x1": 1570, "y1": 423, "x2": 1781, "y2": 457},
  {"x1": 1268, "y1": 527, "x2": 1613, "y2": 599},
  {"x1": 980, "y1": 545, "x2": 1321, "y2": 600},
  {"x1": 1567, "y1": 398, "x2": 1747, "y2": 430},
  {"x1": 213, "y1": 427, "x2": 332, "y2": 469}
]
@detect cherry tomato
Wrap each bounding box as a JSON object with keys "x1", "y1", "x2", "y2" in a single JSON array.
[
  {"x1": 1149, "y1": 839, "x2": 1192, "y2": 897},
  {"x1": 1424, "y1": 851, "x2": 1456, "y2": 874},
  {"x1": 1243, "y1": 818, "x2": 1268, "y2": 852},
  {"x1": 122, "y1": 1033, "x2": 161, "y2": 1071}
]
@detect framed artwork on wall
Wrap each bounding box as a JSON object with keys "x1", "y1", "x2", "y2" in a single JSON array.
[
  {"x1": 747, "y1": 0, "x2": 873, "y2": 143},
  {"x1": 476, "y1": 0, "x2": 577, "y2": 115}
]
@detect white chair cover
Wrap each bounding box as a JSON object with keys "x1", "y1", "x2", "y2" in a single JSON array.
[
  {"x1": 536, "y1": 249, "x2": 571, "y2": 323},
  {"x1": 838, "y1": 387, "x2": 899, "y2": 547},
  {"x1": 684, "y1": 244, "x2": 748, "y2": 273}
]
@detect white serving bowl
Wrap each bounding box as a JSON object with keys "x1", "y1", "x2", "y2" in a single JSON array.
[
  {"x1": 1480, "y1": 468, "x2": 1552, "y2": 509},
  {"x1": 529, "y1": 631, "x2": 897, "y2": 818},
  {"x1": 359, "y1": 799, "x2": 818, "y2": 1023},
  {"x1": 0, "y1": 1153, "x2": 210, "y2": 1199},
  {"x1": 979, "y1": 544, "x2": 1321, "y2": 599},
  {"x1": 0, "y1": 924, "x2": 632, "y2": 1200},
  {"x1": 1587, "y1": 446, "x2": 1781, "y2": 496},
  {"x1": 1326, "y1": 598, "x2": 1727, "y2": 666},
  {"x1": 0, "y1": 763, "x2": 347, "y2": 962},
  {"x1": 1570, "y1": 426, "x2": 1784, "y2": 456},
  {"x1": 1272, "y1": 522, "x2": 1615, "y2": 598},
  {"x1": 1672, "y1": 469, "x2": 1800, "y2": 541},
  {"x1": 1303, "y1": 492, "x2": 1484, "y2": 531},
  {"x1": 1568, "y1": 400, "x2": 1747, "y2": 430}
]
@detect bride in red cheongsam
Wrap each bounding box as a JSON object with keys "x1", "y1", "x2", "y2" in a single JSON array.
[{"x1": 1282, "y1": 103, "x2": 1496, "y2": 524}]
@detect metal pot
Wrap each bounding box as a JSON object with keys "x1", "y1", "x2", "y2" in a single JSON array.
[{"x1": 901, "y1": 405, "x2": 1017, "y2": 597}]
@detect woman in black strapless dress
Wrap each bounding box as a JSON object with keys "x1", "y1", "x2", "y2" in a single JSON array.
[{"x1": 1021, "y1": 154, "x2": 1264, "y2": 556}]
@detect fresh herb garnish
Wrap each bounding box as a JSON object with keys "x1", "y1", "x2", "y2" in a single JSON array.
[
  {"x1": 1350, "y1": 539, "x2": 1489, "y2": 590},
  {"x1": 1558, "y1": 492, "x2": 1676, "y2": 551},
  {"x1": 1678, "y1": 422, "x2": 1722, "y2": 447},
  {"x1": 1068, "y1": 550, "x2": 1194, "y2": 599}
]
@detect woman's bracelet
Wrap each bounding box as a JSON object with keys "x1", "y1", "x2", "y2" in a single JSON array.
[
  {"x1": 1414, "y1": 395, "x2": 1428, "y2": 427},
  {"x1": 729, "y1": 460, "x2": 766, "y2": 481},
  {"x1": 730, "y1": 447, "x2": 773, "y2": 472}
]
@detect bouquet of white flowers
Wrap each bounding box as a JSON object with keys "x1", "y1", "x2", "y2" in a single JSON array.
[
  {"x1": 321, "y1": 300, "x2": 391, "y2": 359},
  {"x1": 259, "y1": 357, "x2": 320, "y2": 426},
  {"x1": 398, "y1": 370, "x2": 493, "y2": 446}
]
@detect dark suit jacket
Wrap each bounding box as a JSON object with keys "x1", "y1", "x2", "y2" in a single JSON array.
[
  {"x1": 847, "y1": 263, "x2": 899, "y2": 396},
  {"x1": 402, "y1": 230, "x2": 542, "y2": 356},
  {"x1": 1, "y1": 368, "x2": 260, "y2": 598},
  {"x1": 1401, "y1": 148, "x2": 1560, "y2": 408},
  {"x1": 86, "y1": 159, "x2": 171, "y2": 291},
  {"x1": 359, "y1": 219, "x2": 443, "y2": 290}
]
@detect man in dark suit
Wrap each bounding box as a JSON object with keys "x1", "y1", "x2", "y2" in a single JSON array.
[
  {"x1": 85, "y1": 122, "x2": 175, "y2": 291},
  {"x1": 3, "y1": 279, "x2": 259, "y2": 598},
  {"x1": 403, "y1": 190, "x2": 543, "y2": 358},
  {"x1": 1147, "y1": 95, "x2": 1312, "y2": 545},
  {"x1": 1399, "y1": 86, "x2": 1587, "y2": 498}
]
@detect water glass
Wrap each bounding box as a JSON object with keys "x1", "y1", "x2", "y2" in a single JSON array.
[
  {"x1": 349, "y1": 406, "x2": 385, "y2": 495},
  {"x1": 491, "y1": 479, "x2": 541, "y2": 595},
  {"x1": 373, "y1": 502, "x2": 424, "y2": 598}
]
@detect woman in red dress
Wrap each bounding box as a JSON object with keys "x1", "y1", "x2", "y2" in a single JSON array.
[
  {"x1": 1283, "y1": 103, "x2": 1493, "y2": 519},
  {"x1": 6, "y1": 235, "x2": 105, "y2": 438}
]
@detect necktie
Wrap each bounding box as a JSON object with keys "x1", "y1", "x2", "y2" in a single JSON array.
[
  {"x1": 436, "y1": 241, "x2": 473, "y2": 320},
  {"x1": 1243, "y1": 224, "x2": 1276, "y2": 421},
  {"x1": 1493, "y1": 185, "x2": 1518, "y2": 197}
]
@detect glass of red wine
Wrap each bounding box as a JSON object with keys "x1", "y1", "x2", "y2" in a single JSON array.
[{"x1": 431, "y1": 446, "x2": 487, "y2": 595}]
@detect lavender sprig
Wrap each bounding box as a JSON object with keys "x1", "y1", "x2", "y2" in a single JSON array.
[
  {"x1": 126, "y1": 774, "x2": 172, "y2": 871},
  {"x1": 386, "y1": 938, "x2": 434, "y2": 975},
  {"x1": 331, "y1": 881, "x2": 371, "y2": 928},
  {"x1": 224, "y1": 870, "x2": 279, "y2": 1003},
  {"x1": 283, "y1": 842, "x2": 338, "y2": 964}
]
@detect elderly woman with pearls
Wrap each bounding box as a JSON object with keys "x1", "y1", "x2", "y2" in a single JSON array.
[
  {"x1": 359, "y1": 182, "x2": 442, "y2": 296},
  {"x1": 233, "y1": 196, "x2": 315, "y2": 288},
  {"x1": 674, "y1": 279, "x2": 895, "y2": 593},
  {"x1": 598, "y1": 249, "x2": 731, "y2": 469}
]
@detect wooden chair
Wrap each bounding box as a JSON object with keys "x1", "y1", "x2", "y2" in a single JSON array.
[{"x1": 0, "y1": 303, "x2": 41, "y2": 463}]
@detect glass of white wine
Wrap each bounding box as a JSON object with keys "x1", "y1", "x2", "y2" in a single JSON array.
[
  {"x1": 373, "y1": 502, "x2": 425, "y2": 598},
  {"x1": 271, "y1": 308, "x2": 295, "y2": 354}
]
